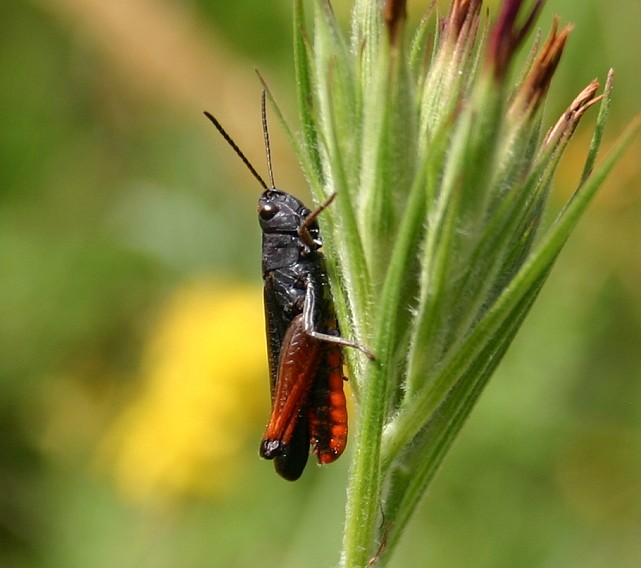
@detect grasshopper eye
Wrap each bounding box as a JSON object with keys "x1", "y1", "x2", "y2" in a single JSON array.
[{"x1": 259, "y1": 203, "x2": 278, "y2": 220}]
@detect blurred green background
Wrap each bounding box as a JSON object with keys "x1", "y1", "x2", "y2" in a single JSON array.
[{"x1": 1, "y1": 1, "x2": 640, "y2": 567}]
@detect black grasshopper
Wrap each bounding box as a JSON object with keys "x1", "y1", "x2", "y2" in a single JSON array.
[{"x1": 204, "y1": 93, "x2": 373, "y2": 480}]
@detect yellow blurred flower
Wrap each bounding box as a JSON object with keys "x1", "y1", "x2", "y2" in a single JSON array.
[{"x1": 98, "y1": 280, "x2": 268, "y2": 505}]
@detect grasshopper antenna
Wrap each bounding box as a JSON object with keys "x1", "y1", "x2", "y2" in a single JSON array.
[
  {"x1": 260, "y1": 90, "x2": 276, "y2": 189},
  {"x1": 203, "y1": 110, "x2": 269, "y2": 190}
]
